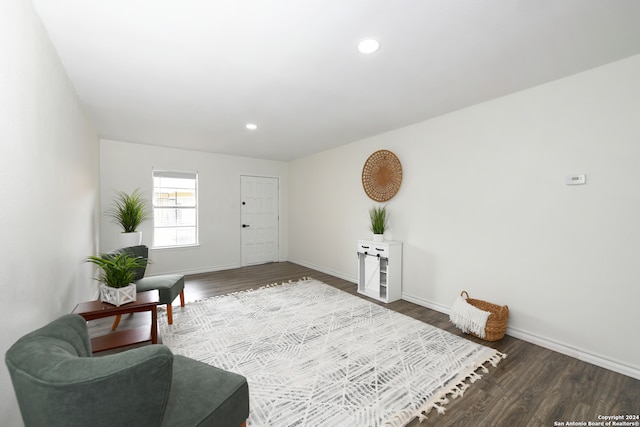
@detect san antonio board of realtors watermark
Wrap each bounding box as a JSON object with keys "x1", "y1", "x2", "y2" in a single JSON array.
[{"x1": 554, "y1": 414, "x2": 639, "y2": 427}]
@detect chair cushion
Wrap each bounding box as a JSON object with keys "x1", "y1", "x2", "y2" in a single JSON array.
[
  {"x1": 162, "y1": 355, "x2": 249, "y2": 427},
  {"x1": 135, "y1": 274, "x2": 185, "y2": 305}
]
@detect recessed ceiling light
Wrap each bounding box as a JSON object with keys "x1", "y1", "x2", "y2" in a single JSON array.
[
  {"x1": 246, "y1": 123, "x2": 257, "y2": 130},
  {"x1": 357, "y1": 38, "x2": 380, "y2": 54}
]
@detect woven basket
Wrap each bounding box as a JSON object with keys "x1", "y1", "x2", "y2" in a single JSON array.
[{"x1": 461, "y1": 291, "x2": 509, "y2": 341}]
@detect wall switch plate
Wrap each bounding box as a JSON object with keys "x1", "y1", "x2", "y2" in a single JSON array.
[{"x1": 565, "y1": 174, "x2": 586, "y2": 185}]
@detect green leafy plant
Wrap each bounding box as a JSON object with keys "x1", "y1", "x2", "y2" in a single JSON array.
[
  {"x1": 86, "y1": 253, "x2": 147, "y2": 288},
  {"x1": 105, "y1": 188, "x2": 150, "y2": 233},
  {"x1": 369, "y1": 205, "x2": 389, "y2": 234}
]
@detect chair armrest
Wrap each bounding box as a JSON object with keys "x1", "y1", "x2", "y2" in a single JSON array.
[{"x1": 8, "y1": 344, "x2": 174, "y2": 427}]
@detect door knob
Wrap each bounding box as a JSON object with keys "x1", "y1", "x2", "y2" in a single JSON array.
[{"x1": 242, "y1": 224, "x2": 250, "y2": 228}]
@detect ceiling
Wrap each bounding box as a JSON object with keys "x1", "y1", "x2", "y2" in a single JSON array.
[{"x1": 32, "y1": 0, "x2": 640, "y2": 161}]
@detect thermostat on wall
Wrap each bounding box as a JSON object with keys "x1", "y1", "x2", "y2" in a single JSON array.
[{"x1": 565, "y1": 174, "x2": 586, "y2": 185}]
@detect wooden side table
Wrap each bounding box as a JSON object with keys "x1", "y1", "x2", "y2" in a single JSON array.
[{"x1": 72, "y1": 290, "x2": 160, "y2": 353}]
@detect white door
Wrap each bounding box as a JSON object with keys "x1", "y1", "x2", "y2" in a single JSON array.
[
  {"x1": 241, "y1": 176, "x2": 279, "y2": 266},
  {"x1": 364, "y1": 256, "x2": 381, "y2": 297}
]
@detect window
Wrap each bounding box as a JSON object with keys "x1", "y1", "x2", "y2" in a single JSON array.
[{"x1": 152, "y1": 170, "x2": 198, "y2": 248}]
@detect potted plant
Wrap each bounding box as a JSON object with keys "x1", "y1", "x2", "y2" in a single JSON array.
[
  {"x1": 105, "y1": 188, "x2": 150, "y2": 247},
  {"x1": 86, "y1": 253, "x2": 147, "y2": 306},
  {"x1": 369, "y1": 205, "x2": 388, "y2": 242}
]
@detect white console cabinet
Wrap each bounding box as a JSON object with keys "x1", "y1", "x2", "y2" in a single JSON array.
[{"x1": 357, "y1": 240, "x2": 402, "y2": 303}]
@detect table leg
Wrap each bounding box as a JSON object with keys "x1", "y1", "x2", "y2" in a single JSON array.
[{"x1": 151, "y1": 305, "x2": 158, "y2": 344}]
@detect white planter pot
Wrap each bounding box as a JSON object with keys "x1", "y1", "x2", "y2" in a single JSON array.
[
  {"x1": 99, "y1": 283, "x2": 136, "y2": 306},
  {"x1": 119, "y1": 231, "x2": 142, "y2": 247},
  {"x1": 373, "y1": 234, "x2": 384, "y2": 242}
]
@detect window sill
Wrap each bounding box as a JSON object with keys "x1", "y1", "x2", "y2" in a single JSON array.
[{"x1": 151, "y1": 244, "x2": 200, "y2": 251}]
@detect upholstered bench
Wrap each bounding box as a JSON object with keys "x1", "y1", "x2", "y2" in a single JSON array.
[
  {"x1": 5, "y1": 314, "x2": 250, "y2": 427},
  {"x1": 113, "y1": 245, "x2": 185, "y2": 327}
]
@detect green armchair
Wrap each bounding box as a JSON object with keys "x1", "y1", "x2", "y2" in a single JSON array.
[
  {"x1": 114, "y1": 245, "x2": 185, "y2": 325},
  {"x1": 5, "y1": 314, "x2": 249, "y2": 427}
]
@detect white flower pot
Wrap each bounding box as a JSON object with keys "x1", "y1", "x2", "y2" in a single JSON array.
[
  {"x1": 373, "y1": 234, "x2": 384, "y2": 242},
  {"x1": 100, "y1": 283, "x2": 136, "y2": 306},
  {"x1": 119, "y1": 231, "x2": 142, "y2": 247}
]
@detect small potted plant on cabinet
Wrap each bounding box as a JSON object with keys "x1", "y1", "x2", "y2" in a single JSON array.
[
  {"x1": 86, "y1": 253, "x2": 147, "y2": 306},
  {"x1": 105, "y1": 188, "x2": 150, "y2": 247},
  {"x1": 369, "y1": 205, "x2": 388, "y2": 242}
]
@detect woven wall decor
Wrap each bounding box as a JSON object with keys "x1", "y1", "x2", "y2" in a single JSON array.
[{"x1": 362, "y1": 150, "x2": 402, "y2": 202}]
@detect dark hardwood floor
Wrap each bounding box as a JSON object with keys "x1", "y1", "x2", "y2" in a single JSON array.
[{"x1": 92, "y1": 262, "x2": 640, "y2": 427}]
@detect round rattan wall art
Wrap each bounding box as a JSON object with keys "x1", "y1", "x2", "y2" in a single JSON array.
[{"x1": 361, "y1": 150, "x2": 402, "y2": 202}]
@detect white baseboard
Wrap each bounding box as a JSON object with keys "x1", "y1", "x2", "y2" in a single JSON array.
[
  {"x1": 287, "y1": 258, "x2": 357, "y2": 284},
  {"x1": 505, "y1": 327, "x2": 640, "y2": 380},
  {"x1": 156, "y1": 263, "x2": 242, "y2": 277},
  {"x1": 402, "y1": 292, "x2": 452, "y2": 315},
  {"x1": 402, "y1": 292, "x2": 640, "y2": 380}
]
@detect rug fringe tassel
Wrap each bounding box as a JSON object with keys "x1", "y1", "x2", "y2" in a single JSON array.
[
  {"x1": 258, "y1": 277, "x2": 314, "y2": 290},
  {"x1": 395, "y1": 350, "x2": 508, "y2": 426},
  {"x1": 187, "y1": 277, "x2": 314, "y2": 304}
]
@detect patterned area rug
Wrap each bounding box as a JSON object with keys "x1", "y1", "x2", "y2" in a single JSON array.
[{"x1": 159, "y1": 279, "x2": 506, "y2": 427}]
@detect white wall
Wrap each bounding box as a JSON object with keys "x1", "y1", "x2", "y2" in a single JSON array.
[
  {"x1": 100, "y1": 139, "x2": 289, "y2": 274},
  {"x1": 289, "y1": 55, "x2": 640, "y2": 379},
  {"x1": 0, "y1": 0, "x2": 100, "y2": 424}
]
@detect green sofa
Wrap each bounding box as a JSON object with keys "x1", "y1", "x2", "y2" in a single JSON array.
[{"x1": 5, "y1": 314, "x2": 249, "y2": 427}]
